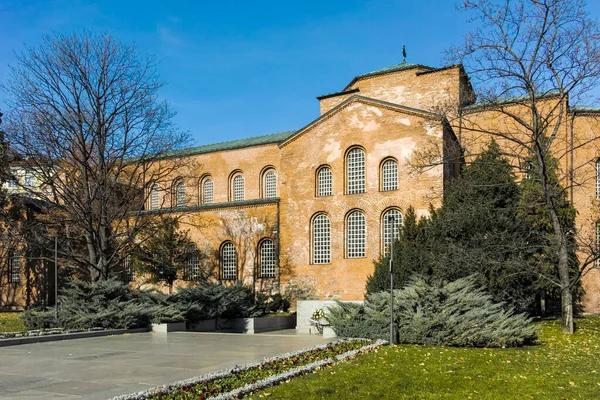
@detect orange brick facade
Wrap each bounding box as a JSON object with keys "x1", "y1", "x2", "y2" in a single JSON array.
[{"x1": 5, "y1": 62, "x2": 599, "y2": 312}]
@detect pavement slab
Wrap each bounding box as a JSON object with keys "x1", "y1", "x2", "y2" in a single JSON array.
[{"x1": 0, "y1": 330, "x2": 331, "y2": 399}]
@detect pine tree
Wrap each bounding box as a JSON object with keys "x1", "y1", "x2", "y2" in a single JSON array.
[
  {"x1": 518, "y1": 140, "x2": 580, "y2": 316},
  {"x1": 132, "y1": 216, "x2": 196, "y2": 294},
  {"x1": 367, "y1": 141, "x2": 539, "y2": 313}
]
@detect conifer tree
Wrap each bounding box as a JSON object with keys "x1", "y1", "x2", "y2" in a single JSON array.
[{"x1": 132, "y1": 216, "x2": 197, "y2": 294}]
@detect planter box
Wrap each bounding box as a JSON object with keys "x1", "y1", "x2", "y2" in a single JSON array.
[
  {"x1": 232, "y1": 315, "x2": 296, "y2": 334},
  {"x1": 187, "y1": 315, "x2": 296, "y2": 334},
  {"x1": 152, "y1": 321, "x2": 186, "y2": 333}
]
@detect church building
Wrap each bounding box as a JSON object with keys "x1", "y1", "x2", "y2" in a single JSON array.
[{"x1": 142, "y1": 61, "x2": 600, "y2": 312}]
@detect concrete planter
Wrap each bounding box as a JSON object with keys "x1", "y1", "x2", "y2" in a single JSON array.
[
  {"x1": 187, "y1": 315, "x2": 296, "y2": 334},
  {"x1": 296, "y1": 300, "x2": 363, "y2": 334},
  {"x1": 152, "y1": 321, "x2": 186, "y2": 333}
]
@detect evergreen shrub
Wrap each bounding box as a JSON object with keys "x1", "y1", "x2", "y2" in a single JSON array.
[{"x1": 327, "y1": 275, "x2": 537, "y2": 347}]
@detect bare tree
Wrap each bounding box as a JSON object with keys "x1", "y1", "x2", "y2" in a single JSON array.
[
  {"x1": 3, "y1": 32, "x2": 190, "y2": 281},
  {"x1": 450, "y1": 0, "x2": 600, "y2": 333}
]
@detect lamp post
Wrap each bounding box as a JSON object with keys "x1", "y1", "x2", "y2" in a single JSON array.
[
  {"x1": 389, "y1": 215, "x2": 395, "y2": 345},
  {"x1": 54, "y1": 236, "x2": 58, "y2": 319}
]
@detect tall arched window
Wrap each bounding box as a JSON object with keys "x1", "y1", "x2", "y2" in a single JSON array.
[
  {"x1": 312, "y1": 213, "x2": 331, "y2": 264},
  {"x1": 263, "y1": 169, "x2": 277, "y2": 198},
  {"x1": 596, "y1": 159, "x2": 600, "y2": 199},
  {"x1": 221, "y1": 242, "x2": 237, "y2": 280},
  {"x1": 382, "y1": 209, "x2": 403, "y2": 255},
  {"x1": 173, "y1": 180, "x2": 185, "y2": 207},
  {"x1": 259, "y1": 239, "x2": 276, "y2": 277},
  {"x1": 8, "y1": 251, "x2": 21, "y2": 284},
  {"x1": 381, "y1": 159, "x2": 398, "y2": 191},
  {"x1": 232, "y1": 174, "x2": 244, "y2": 201},
  {"x1": 317, "y1": 166, "x2": 332, "y2": 197},
  {"x1": 201, "y1": 177, "x2": 213, "y2": 204},
  {"x1": 123, "y1": 254, "x2": 134, "y2": 282},
  {"x1": 150, "y1": 184, "x2": 160, "y2": 210},
  {"x1": 346, "y1": 210, "x2": 366, "y2": 258},
  {"x1": 346, "y1": 147, "x2": 366, "y2": 194},
  {"x1": 184, "y1": 245, "x2": 201, "y2": 280}
]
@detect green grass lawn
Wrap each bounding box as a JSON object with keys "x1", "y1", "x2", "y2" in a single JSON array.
[
  {"x1": 0, "y1": 312, "x2": 26, "y2": 333},
  {"x1": 250, "y1": 317, "x2": 600, "y2": 399}
]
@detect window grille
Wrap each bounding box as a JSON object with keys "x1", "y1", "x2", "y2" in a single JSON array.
[
  {"x1": 317, "y1": 167, "x2": 332, "y2": 197},
  {"x1": 123, "y1": 254, "x2": 134, "y2": 282},
  {"x1": 597, "y1": 223, "x2": 600, "y2": 268},
  {"x1": 203, "y1": 179, "x2": 213, "y2": 204},
  {"x1": 265, "y1": 171, "x2": 277, "y2": 198},
  {"x1": 175, "y1": 182, "x2": 185, "y2": 207},
  {"x1": 233, "y1": 175, "x2": 244, "y2": 201},
  {"x1": 185, "y1": 249, "x2": 201, "y2": 280},
  {"x1": 347, "y1": 148, "x2": 365, "y2": 194},
  {"x1": 8, "y1": 252, "x2": 21, "y2": 284},
  {"x1": 7, "y1": 179, "x2": 17, "y2": 189},
  {"x1": 382, "y1": 209, "x2": 402, "y2": 255},
  {"x1": 382, "y1": 159, "x2": 398, "y2": 191},
  {"x1": 346, "y1": 210, "x2": 366, "y2": 258},
  {"x1": 313, "y1": 214, "x2": 331, "y2": 264},
  {"x1": 222, "y1": 242, "x2": 237, "y2": 280},
  {"x1": 150, "y1": 185, "x2": 159, "y2": 210},
  {"x1": 260, "y1": 240, "x2": 276, "y2": 277}
]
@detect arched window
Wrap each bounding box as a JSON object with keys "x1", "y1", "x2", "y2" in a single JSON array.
[
  {"x1": 382, "y1": 209, "x2": 403, "y2": 255},
  {"x1": 8, "y1": 251, "x2": 21, "y2": 284},
  {"x1": 261, "y1": 168, "x2": 277, "y2": 199},
  {"x1": 184, "y1": 245, "x2": 201, "y2": 281},
  {"x1": 317, "y1": 166, "x2": 332, "y2": 197},
  {"x1": 312, "y1": 213, "x2": 331, "y2": 264},
  {"x1": 150, "y1": 184, "x2": 160, "y2": 210},
  {"x1": 201, "y1": 177, "x2": 213, "y2": 204},
  {"x1": 173, "y1": 179, "x2": 185, "y2": 207},
  {"x1": 346, "y1": 210, "x2": 366, "y2": 258},
  {"x1": 259, "y1": 239, "x2": 276, "y2": 278},
  {"x1": 596, "y1": 159, "x2": 600, "y2": 199},
  {"x1": 123, "y1": 254, "x2": 134, "y2": 282},
  {"x1": 221, "y1": 242, "x2": 237, "y2": 280},
  {"x1": 381, "y1": 159, "x2": 398, "y2": 191},
  {"x1": 346, "y1": 147, "x2": 366, "y2": 194},
  {"x1": 232, "y1": 174, "x2": 244, "y2": 201}
]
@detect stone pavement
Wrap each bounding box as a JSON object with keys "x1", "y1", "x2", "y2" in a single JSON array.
[{"x1": 0, "y1": 330, "x2": 332, "y2": 399}]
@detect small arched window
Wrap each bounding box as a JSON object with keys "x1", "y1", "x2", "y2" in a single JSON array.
[
  {"x1": 382, "y1": 209, "x2": 403, "y2": 255},
  {"x1": 312, "y1": 213, "x2": 331, "y2": 264},
  {"x1": 184, "y1": 245, "x2": 201, "y2": 281},
  {"x1": 259, "y1": 239, "x2": 276, "y2": 277},
  {"x1": 201, "y1": 177, "x2": 214, "y2": 204},
  {"x1": 173, "y1": 179, "x2": 185, "y2": 207},
  {"x1": 221, "y1": 242, "x2": 237, "y2": 280},
  {"x1": 231, "y1": 173, "x2": 245, "y2": 201},
  {"x1": 316, "y1": 166, "x2": 332, "y2": 197},
  {"x1": 346, "y1": 210, "x2": 366, "y2": 258},
  {"x1": 8, "y1": 251, "x2": 21, "y2": 284},
  {"x1": 381, "y1": 159, "x2": 398, "y2": 191},
  {"x1": 262, "y1": 169, "x2": 277, "y2": 198},
  {"x1": 346, "y1": 147, "x2": 366, "y2": 194},
  {"x1": 150, "y1": 184, "x2": 160, "y2": 210}
]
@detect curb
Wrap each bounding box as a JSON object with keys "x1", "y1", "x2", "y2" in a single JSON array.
[{"x1": 0, "y1": 327, "x2": 150, "y2": 347}]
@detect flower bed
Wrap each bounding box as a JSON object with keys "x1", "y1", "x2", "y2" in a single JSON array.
[{"x1": 111, "y1": 338, "x2": 386, "y2": 400}]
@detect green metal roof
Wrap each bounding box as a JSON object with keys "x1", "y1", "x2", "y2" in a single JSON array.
[
  {"x1": 161, "y1": 130, "x2": 297, "y2": 159},
  {"x1": 343, "y1": 62, "x2": 434, "y2": 90},
  {"x1": 568, "y1": 106, "x2": 600, "y2": 114},
  {"x1": 462, "y1": 91, "x2": 562, "y2": 111}
]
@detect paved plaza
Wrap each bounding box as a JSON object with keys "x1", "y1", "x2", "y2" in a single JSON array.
[{"x1": 0, "y1": 330, "x2": 331, "y2": 399}]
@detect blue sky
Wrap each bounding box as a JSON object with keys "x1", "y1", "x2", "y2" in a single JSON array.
[{"x1": 1, "y1": 0, "x2": 600, "y2": 146}]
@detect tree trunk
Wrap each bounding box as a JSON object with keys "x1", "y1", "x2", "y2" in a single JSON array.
[{"x1": 561, "y1": 287, "x2": 574, "y2": 334}]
